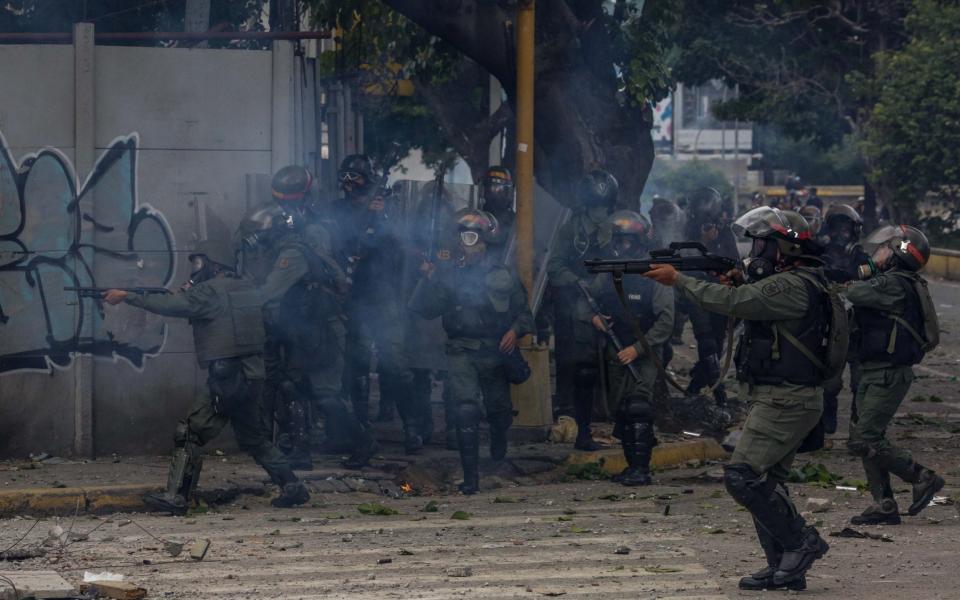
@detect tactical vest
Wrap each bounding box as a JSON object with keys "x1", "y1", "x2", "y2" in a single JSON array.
[
  {"x1": 856, "y1": 272, "x2": 926, "y2": 366},
  {"x1": 603, "y1": 273, "x2": 657, "y2": 343},
  {"x1": 192, "y1": 277, "x2": 266, "y2": 363},
  {"x1": 735, "y1": 270, "x2": 828, "y2": 386},
  {"x1": 442, "y1": 265, "x2": 514, "y2": 340},
  {"x1": 271, "y1": 236, "x2": 344, "y2": 338}
]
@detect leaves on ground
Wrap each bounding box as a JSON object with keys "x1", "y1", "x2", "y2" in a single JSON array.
[
  {"x1": 644, "y1": 565, "x2": 682, "y2": 573},
  {"x1": 450, "y1": 511, "x2": 472, "y2": 520},
  {"x1": 421, "y1": 500, "x2": 439, "y2": 513},
  {"x1": 493, "y1": 496, "x2": 519, "y2": 503},
  {"x1": 357, "y1": 503, "x2": 399, "y2": 516},
  {"x1": 787, "y1": 462, "x2": 843, "y2": 486},
  {"x1": 565, "y1": 460, "x2": 610, "y2": 481}
]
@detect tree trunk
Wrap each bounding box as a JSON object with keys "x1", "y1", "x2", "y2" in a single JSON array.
[{"x1": 383, "y1": 0, "x2": 655, "y2": 208}]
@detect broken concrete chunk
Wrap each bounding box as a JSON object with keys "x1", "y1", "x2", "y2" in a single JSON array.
[
  {"x1": 806, "y1": 498, "x2": 833, "y2": 513},
  {"x1": 189, "y1": 538, "x2": 211, "y2": 560},
  {"x1": 80, "y1": 580, "x2": 147, "y2": 600},
  {"x1": 446, "y1": 566, "x2": 473, "y2": 577},
  {"x1": 0, "y1": 570, "x2": 75, "y2": 600}
]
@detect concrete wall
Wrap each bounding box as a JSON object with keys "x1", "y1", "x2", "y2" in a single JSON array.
[{"x1": 0, "y1": 36, "x2": 308, "y2": 458}]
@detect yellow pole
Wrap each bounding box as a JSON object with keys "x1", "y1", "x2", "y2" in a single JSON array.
[
  {"x1": 510, "y1": 0, "x2": 552, "y2": 433},
  {"x1": 515, "y1": 0, "x2": 535, "y2": 293}
]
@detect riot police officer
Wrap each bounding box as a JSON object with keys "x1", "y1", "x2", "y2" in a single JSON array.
[
  {"x1": 681, "y1": 188, "x2": 739, "y2": 406},
  {"x1": 820, "y1": 204, "x2": 871, "y2": 433},
  {"x1": 479, "y1": 166, "x2": 516, "y2": 264},
  {"x1": 409, "y1": 210, "x2": 534, "y2": 494},
  {"x1": 252, "y1": 166, "x2": 378, "y2": 470},
  {"x1": 333, "y1": 155, "x2": 421, "y2": 451},
  {"x1": 846, "y1": 225, "x2": 943, "y2": 525},
  {"x1": 645, "y1": 207, "x2": 833, "y2": 591},
  {"x1": 104, "y1": 239, "x2": 309, "y2": 514},
  {"x1": 546, "y1": 169, "x2": 618, "y2": 420},
  {"x1": 579, "y1": 210, "x2": 675, "y2": 483}
]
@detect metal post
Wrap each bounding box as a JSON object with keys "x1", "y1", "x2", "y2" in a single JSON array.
[
  {"x1": 489, "y1": 75, "x2": 503, "y2": 167},
  {"x1": 510, "y1": 0, "x2": 552, "y2": 434},
  {"x1": 271, "y1": 40, "x2": 295, "y2": 173},
  {"x1": 73, "y1": 22, "x2": 95, "y2": 457}
]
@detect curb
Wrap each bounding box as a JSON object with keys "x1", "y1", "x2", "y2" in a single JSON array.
[
  {"x1": 0, "y1": 484, "x2": 160, "y2": 518},
  {"x1": 565, "y1": 438, "x2": 728, "y2": 475}
]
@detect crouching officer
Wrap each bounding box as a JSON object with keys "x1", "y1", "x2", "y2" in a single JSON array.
[
  {"x1": 579, "y1": 211, "x2": 674, "y2": 484},
  {"x1": 409, "y1": 210, "x2": 534, "y2": 494},
  {"x1": 846, "y1": 224, "x2": 943, "y2": 525},
  {"x1": 644, "y1": 207, "x2": 831, "y2": 591},
  {"x1": 103, "y1": 240, "x2": 309, "y2": 514}
]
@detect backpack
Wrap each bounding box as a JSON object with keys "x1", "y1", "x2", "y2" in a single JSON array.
[
  {"x1": 781, "y1": 270, "x2": 850, "y2": 382},
  {"x1": 887, "y1": 271, "x2": 940, "y2": 353}
]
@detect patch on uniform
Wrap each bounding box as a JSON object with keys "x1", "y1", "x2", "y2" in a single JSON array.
[
  {"x1": 627, "y1": 293, "x2": 643, "y2": 301},
  {"x1": 277, "y1": 257, "x2": 289, "y2": 269},
  {"x1": 761, "y1": 280, "x2": 786, "y2": 297}
]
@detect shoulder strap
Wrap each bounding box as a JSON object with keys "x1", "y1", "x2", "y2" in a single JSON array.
[
  {"x1": 880, "y1": 272, "x2": 927, "y2": 347},
  {"x1": 772, "y1": 271, "x2": 827, "y2": 372}
]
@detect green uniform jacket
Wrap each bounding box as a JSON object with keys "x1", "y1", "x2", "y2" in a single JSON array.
[
  {"x1": 408, "y1": 260, "x2": 534, "y2": 350},
  {"x1": 546, "y1": 211, "x2": 612, "y2": 289},
  {"x1": 126, "y1": 277, "x2": 265, "y2": 379}
]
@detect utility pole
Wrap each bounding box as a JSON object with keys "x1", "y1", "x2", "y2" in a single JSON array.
[{"x1": 511, "y1": 0, "x2": 552, "y2": 434}]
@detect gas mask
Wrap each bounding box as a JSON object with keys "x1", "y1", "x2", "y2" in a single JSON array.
[
  {"x1": 587, "y1": 205, "x2": 611, "y2": 225},
  {"x1": 483, "y1": 181, "x2": 513, "y2": 214},
  {"x1": 339, "y1": 171, "x2": 368, "y2": 196},
  {"x1": 742, "y1": 237, "x2": 780, "y2": 281},
  {"x1": 858, "y1": 244, "x2": 894, "y2": 280},
  {"x1": 458, "y1": 230, "x2": 486, "y2": 267},
  {"x1": 187, "y1": 255, "x2": 219, "y2": 288},
  {"x1": 611, "y1": 234, "x2": 639, "y2": 258}
]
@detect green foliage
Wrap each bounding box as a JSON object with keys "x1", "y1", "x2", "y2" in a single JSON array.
[
  {"x1": 450, "y1": 510, "x2": 472, "y2": 520},
  {"x1": 787, "y1": 462, "x2": 843, "y2": 486},
  {"x1": 861, "y1": 0, "x2": 960, "y2": 223},
  {"x1": 642, "y1": 160, "x2": 733, "y2": 205},
  {"x1": 565, "y1": 460, "x2": 610, "y2": 481},
  {"x1": 753, "y1": 127, "x2": 863, "y2": 185},
  {"x1": 357, "y1": 502, "x2": 399, "y2": 516},
  {"x1": 420, "y1": 500, "x2": 439, "y2": 513}
]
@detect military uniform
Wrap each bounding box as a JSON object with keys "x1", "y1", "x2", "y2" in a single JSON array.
[
  {"x1": 409, "y1": 256, "x2": 533, "y2": 493},
  {"x1": 846, "y1": 269, "x2": 943, "y2": 522},
  {"x1": 673, "y1": 265, "x2": 829, "y2": 590},
  {"x1": 578, "y1": 269, "x2": 674, "y2": 483},
  {"x1": 546, "y1": 209, "x2": 612, "y2": 417},
  {"x1": 259, "y1": 222, "x2": 376, "y2": 468},
  {"x1": 125, "y1": 275, "x2": 305, "y2": 512}
]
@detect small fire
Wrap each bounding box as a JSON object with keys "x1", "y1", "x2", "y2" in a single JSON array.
[{"x1": 400, "y1": 482, "x2": 413, "y2": 494}]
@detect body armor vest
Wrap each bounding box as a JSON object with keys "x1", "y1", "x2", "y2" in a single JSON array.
[
  {"x1": 856, "y1": 272, "x2": 925, "y2": 366},
  {"x1": 600, "y1": 272, "x2": 657, "y2": 344},
  {"x1": 192, "y1": 277, "x2": 266, "y2": 363},
  {"x1": 735, "y1": 270, "x2": 828, "y2": 386},
  {"x1": 442, "y1": 265, "x2": 514, "y2": 340}
]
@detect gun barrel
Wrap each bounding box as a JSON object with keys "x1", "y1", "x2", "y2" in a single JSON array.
[{"x1": 584, "y1": 260, "x2": 652, "y2": 274}]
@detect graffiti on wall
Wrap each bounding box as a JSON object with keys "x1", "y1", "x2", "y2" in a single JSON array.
[{"x1": 0, "y1": 131, "x2": 175, "y2": 374}]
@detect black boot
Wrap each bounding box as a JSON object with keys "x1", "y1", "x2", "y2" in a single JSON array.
[
  {"x1": 618, "y1": 422, "x2": 654, "y2": 486},
  {"x1": 739, "y1": 517, "x2": 807, "y2": 591},
  {"x1": 271, "y1": 482, "x2": 310, "y2": 508},
  {"x1": 851, "y1": 498, "x2": 901, "y2": 525},
  {"x1": 488, "y1": 411, "x2": 512, "y2": 461},
  {"x1": 573, "y1": 370, "x2": 599, "y2": 451},
  {"x1": 342, "y1": 429, "x2": 378, "y2": 470},
  {"x1": 145, "y1": 444, "x2": 203, "y2": 516},
  {"x1": 822, "y1": 391, "x2": 839, "y2": 435},
  {"x1": 773, "y1": 526, "x2": 829, "y2": 586},
  {"x1": 908, "y1": 464, "x2": 945, "y2": 516},
  {"x1": 458, "y1": 423, "x2": 481, "y2": 495}
]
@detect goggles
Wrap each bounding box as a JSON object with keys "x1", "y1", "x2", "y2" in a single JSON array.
[
  {"x1": 339, "y1": 171, "x2": 366, "y2": 186},
  {"x1": 460, "y1": 230, "x2": 481, "y2": 247}
]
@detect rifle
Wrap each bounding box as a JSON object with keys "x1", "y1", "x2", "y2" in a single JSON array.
[
  {"x1": 64, "y1": 286, "x2": 170, "y2": 298},
  {"x1": 585, "y1": 241, "x2": 737, "y2": 276},
  {"x1": 576, "y1": 280, "x2": 642, "y2": 383}
]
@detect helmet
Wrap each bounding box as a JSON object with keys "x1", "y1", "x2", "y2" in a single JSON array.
[
  {"x1": 338, "y1": 154, "x2": 375, "y2": 193},
  {"x1": 688, "y1": 187, "x2": 723, "y2": 222},
  {"x1": 824, "y1": 203, "x2": 863, "y2": 227},
  {"x1": 235, "y1": 202, "x2": 294, "y2": 251},
  {"x1": 271, "y1": 165, "x2": 313, "y2": 202},
  {"x1": 649, "y1": 198, "x2": 683, "y2": 226},
  {"x1": 454, "y1": 209, "x2": 500, "y2": 246},
  {"x1": 862, "y1": 224, "x2": 930, "y2": 272},
  {"x1": 799, "y1": 205, "x2": 823, "y2": 235},
  {"x1": 188, "y1": 237, "x2": 236, "y2": 269},
  {"x1": 481, "y1": 166, "x2": 515, "y2": 211},
  {"x1": 785, "y1": 175, "x2": 803, "y2": 191},
  {"x1": 577, "y1": 169, "x2": 619, "y2": 207},
  {"x1": 609, "y1": 210, "x2": 651, "y2": 238}
]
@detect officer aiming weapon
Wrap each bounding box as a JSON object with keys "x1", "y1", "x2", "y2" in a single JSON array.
[
  {"x1": 576, "y1": 280, "x2": 642, "y2": 384},
  {"x1": 585, "y1": 241, "x2": 737, "y2": 276},
  {"x1": 65, "y1": 286, "x2": 170, "y2": 298}
]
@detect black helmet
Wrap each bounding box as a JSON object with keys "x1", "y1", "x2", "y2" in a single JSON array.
[
  {"x1": 481, "y1": 165, "x2": 515, "y2": 211},
  {"x1": 271, "y1": 165, "x2": 313, "y2": 202},
  {"x1": 862, "y1": 224, "x2": 930, "y2": 272},
  {"x1": 688, "y1": 187, "x2": 723, "y2": 222},
  {"x1": 338, "y1": 154, "x2": 375, "y2": 193},
  {"x1": 608, "y1": 210, "x2": 651, "y2": 239},
  {"x1": 454, "y1": 209, "x2": 500, "y2": 246},
  {"x1": 577, "y1": 169, "x2": 619, "y2": 207},
  {"x1": 824, "y1": 203, "x2": 863, "y2": 227}
]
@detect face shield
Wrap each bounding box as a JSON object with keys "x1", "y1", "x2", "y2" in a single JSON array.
[{"x1": 731, "y1": 206, "x2": 792, "y2": 240}]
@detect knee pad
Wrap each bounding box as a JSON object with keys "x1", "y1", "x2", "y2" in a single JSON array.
[
  {"x1": 624, "y1": 395, "x2": 654, "y2": 424},
  {"x1": 457, "y1": 404, "x2": 482, "y2": 428},
  {"x1": 723, "y1": 463, "x2": 774, "y2": 508}
]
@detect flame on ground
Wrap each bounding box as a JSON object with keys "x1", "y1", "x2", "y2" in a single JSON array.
[{"x1": 400, "y1": 482, "x2": 413, "y2": 494}]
